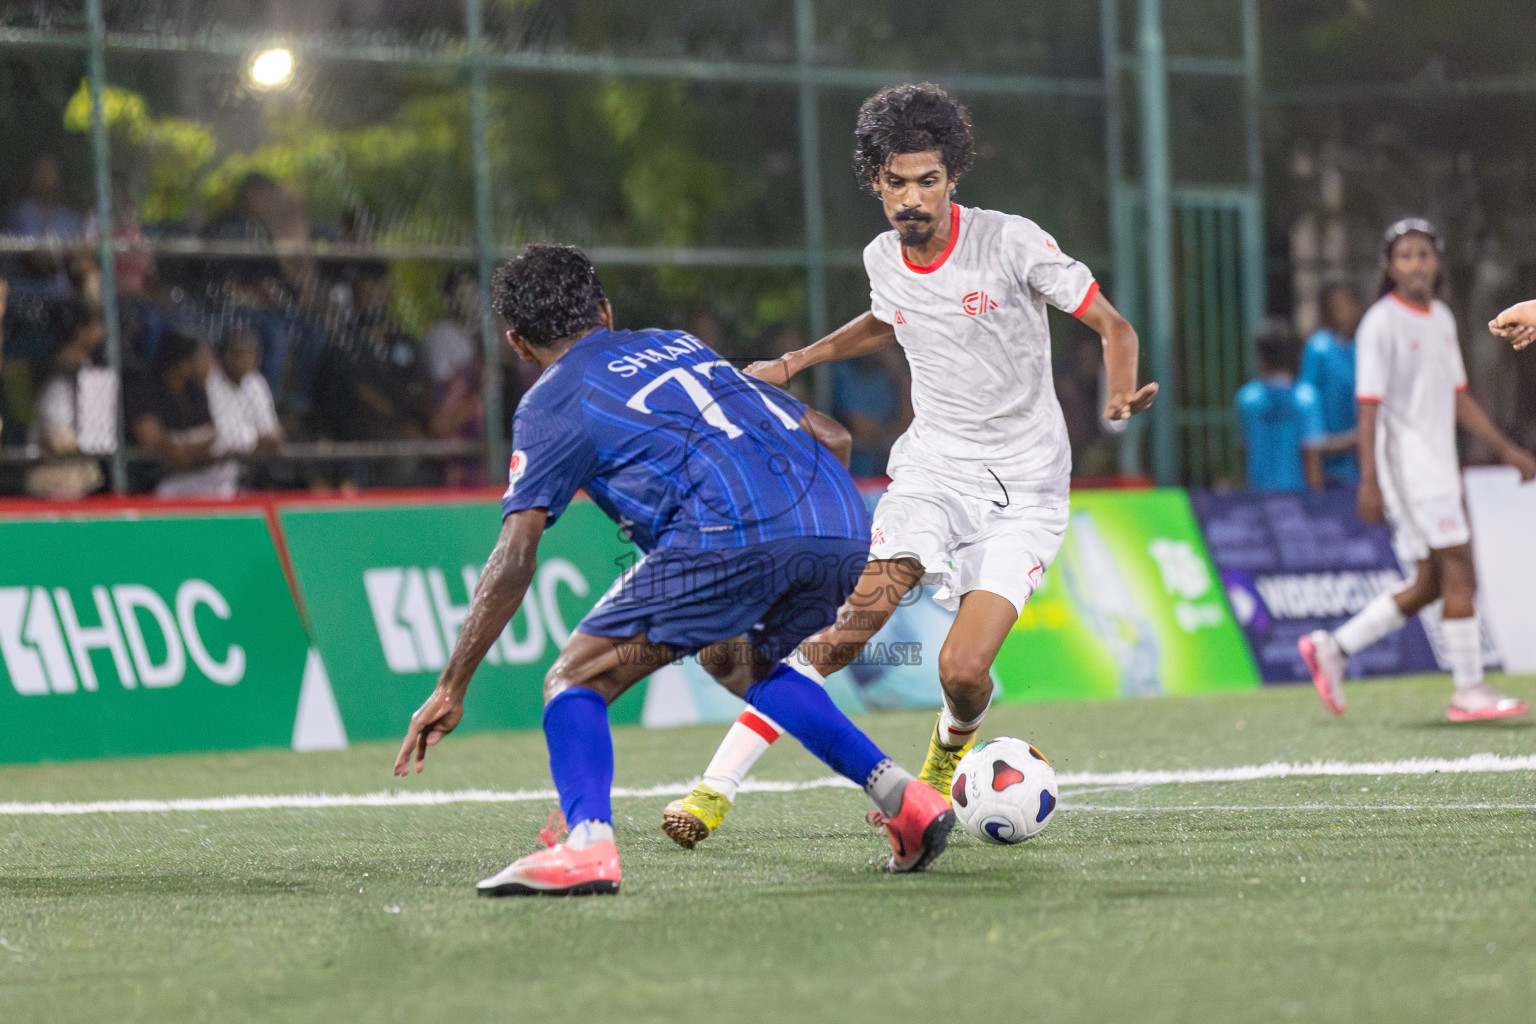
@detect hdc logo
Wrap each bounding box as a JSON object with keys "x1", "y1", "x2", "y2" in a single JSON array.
[
  {"x1": 363, "y1": 559, "x2": 590, "y2": 673},
  {"x1": 962, "y1": 291, "x2": 999, "y2": 316},
  {"x1": 0, "y1": 581, "x2": 246, "y2": 695}
]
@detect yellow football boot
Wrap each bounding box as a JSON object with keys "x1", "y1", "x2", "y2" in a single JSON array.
[
  {"x1": 661, "y1": 783, "x2": 733, "y2": 849},
  {"x1": 917, "y1": 715, "x2": 974, "y2": 802}
]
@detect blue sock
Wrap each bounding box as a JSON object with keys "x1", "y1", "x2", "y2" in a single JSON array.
[
  {"x1": 744, "y1": 662, "x2": 886, "y2": 785},
  {"x1": 542, "y1": 687, "x2": 613, "y2": 826}
]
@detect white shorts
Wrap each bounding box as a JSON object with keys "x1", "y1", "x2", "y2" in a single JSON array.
[
  {"x1": 1384, "y1": 491, "x2": 1470, "y2": 564},
  {"x1": 869, "y1": 475, "x2": 1069, "y2": 616}
]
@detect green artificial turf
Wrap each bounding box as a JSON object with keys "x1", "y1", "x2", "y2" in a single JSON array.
[{"x1": 2, "y1": 674, "x2": 1534, "y2": 1023}]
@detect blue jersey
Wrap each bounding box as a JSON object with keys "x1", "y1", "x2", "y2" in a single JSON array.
[
  {"x1": 501, "y1": 328, "x2": 870, "y2": 552},
  {"x1": 1298, "y1": 329, "x2": 1359, "y2": 484},
  {"x1": 1236, "y1": 376, "x2": 1325, "y2": 493}
]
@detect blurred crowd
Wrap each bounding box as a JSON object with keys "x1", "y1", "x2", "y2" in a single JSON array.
[
  {"x1": 0, "y1": 154, "x2": 519, "y2": 499},
  {"x1": 0, "y1": 151, "x2": 1253, "y2": 501}
]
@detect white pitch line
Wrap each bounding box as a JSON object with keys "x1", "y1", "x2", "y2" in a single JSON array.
[
  {"x1": 0, "y1": 753, "x2": 1532, "y2": 817},
  {"x1": 0, "y1": 777, "x2": 855, "y2": 817},
  {"x1": 1056, "y1": 751, "x2": 1536, "y2": 787},
  {"x1": 1065, "y1": 803, "x2": 1536, "y2": 813}
]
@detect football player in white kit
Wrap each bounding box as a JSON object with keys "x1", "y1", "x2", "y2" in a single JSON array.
[
  {"x1": 1300, "y1": 219, "x2": 1536, "y2": 722},
  {"x1": 661, "y1": 83, "x2": 1157, "y2": 848}
]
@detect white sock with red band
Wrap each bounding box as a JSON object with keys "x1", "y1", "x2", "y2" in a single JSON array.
[
  {"x1": 1333, "y1": 592, "x2": 1407, "y2": 656},
  {"x1": 938, "y1": 695, "x2": 991, "y2": 749},
  {"x1": 1439, "y1": 615, "x2": 1484, "y2": 690},
  {"x1": 701, "y1": 708, "x2": 783, "y2": 801}
]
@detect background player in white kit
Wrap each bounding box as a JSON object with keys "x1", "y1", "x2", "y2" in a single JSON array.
[
  {"x1": 661, "y1": 83, "x2": 1157, "y2": 847},
  {"x1": 1300, "y1": 219, "x2": 1536, "y2": 722}
]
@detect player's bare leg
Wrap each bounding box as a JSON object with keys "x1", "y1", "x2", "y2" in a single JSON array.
[
  {"x1": 1435, "y1": 545, "x2": 1527, "y2": 721},
  {"x1": 919, "y1": 589, "x2": 1019, "y2": 796},
  {"x1": 802, "y1": 556, "x2": 927, "y2": 675},
  {"x1": 662, "y1": 557, "x2": 923, "y2": 848}
]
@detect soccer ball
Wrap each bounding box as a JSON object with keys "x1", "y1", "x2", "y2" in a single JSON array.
[{"x1": 950, "y1": 737, "x2": 1058, "y2": 845}]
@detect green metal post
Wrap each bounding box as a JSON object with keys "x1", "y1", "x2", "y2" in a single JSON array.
[
  {"x1": 1240, "y1": 0, "x2": 1265, "y2": 373},
  {"x1": 1137, "y1": 0, "x2": 1177, "y2": 485},
  {"x1": 796, "y1": 0, "x2": 832, "y2": 411},
  {"x1": 85, "y1": 0, "x2": 126, "y2": 493},
  {"x1": 1102, "y1": 0, "x2": 1146, "y2": 476},
  {"x1": 466, "y1": 0, "x2": 506, "y2": 482}
]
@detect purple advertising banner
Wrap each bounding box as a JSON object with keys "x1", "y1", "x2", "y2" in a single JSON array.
[{"x1": 1189, "y1": 488, "x2": 1440, "y2": 683}]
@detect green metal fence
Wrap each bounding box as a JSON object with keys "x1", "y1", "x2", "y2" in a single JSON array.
[{"x1": 0, "y1": 0, "x2": 1272, "y2": 489}]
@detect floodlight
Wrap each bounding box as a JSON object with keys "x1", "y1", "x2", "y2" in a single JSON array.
[{"x1": 249, "y1": 48, "x2": 295, "y2": 90}]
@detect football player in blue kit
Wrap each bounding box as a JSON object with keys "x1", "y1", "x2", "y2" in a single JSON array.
[{"x1": 394, "y1": 243, "x2": 953, "y2": 896}]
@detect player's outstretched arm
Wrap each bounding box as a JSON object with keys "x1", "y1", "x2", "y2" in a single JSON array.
[
  {"x1": 744, "y1": 312, "x2": 896, "y2": 388},
  {"x1": 799, "y1": 407, "x2": 854, "y2": 467},
  {"x1": 1489, "y1": 299, "x2": 1536, "y2": 350},
  {"x1": 1079, "y1": 291, "x2": 1158, "y2": 420},
  {"x1": 1455, "y1": 390, "x2": 1536, "y2": 481},
  {"x1": 394, "y1": 508, "x2": 546, "y2": 775}
]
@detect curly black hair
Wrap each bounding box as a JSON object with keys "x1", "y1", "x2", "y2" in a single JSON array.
[
  {"x1": 491, "y1": 243, "x2": 608, "y2": 347},
  {"x1": 853, "y1": 83, "x2": 975, "y2": 195}
]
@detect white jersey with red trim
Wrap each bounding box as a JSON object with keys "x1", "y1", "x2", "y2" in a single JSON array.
[
  {"x1": 864, "y1": 203, "x2": 1097, "y2": 505},
  {"x1": 1355, "y1": 293, "x2": 1466, "y2": 506}
]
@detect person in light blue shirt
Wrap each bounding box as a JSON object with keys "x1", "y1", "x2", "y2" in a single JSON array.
[
  {"x1": 1238, "y1": 321, "x2": 1326, "y2": 492},
  {"x1": 1298, "y1": 283, "x2": 1364, "y2": 485}
]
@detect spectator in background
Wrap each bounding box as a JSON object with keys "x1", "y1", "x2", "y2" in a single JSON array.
[
  {"x1": 424, "y1": 268, "x2": 480, "y2": 385},
  {"x1": 126, "y1": 329, "x2": 226, "y2": 497},
  {"x1": 0, "y1": 279, "x2": 12, "y2": 446},
  {"x1": 205, "y1": 174, "x2": 325, "y2": 415},
  {"x1": 93, "y1": 178, "x2": 167, "y2": 365},
  {"x1": 423, "y1": 269, "x2": 487, "y2": 486},
  {"x1": 207, "y1": 324, "x2": 282, "y2": 487},
  {"x1": 831, "y1": 346, "x2": 912, "y2": 477},
  {"x1": 1054, "y1": 331, "x2": 1118, "y2": 477},
  {"x1": 1237, "y1": 320, "x2": 1325, "y2": 492},
  {"x1": 314, "y1": 261, "x2": 429, "y2": 444},
  {"x1": 25, "y1": 298, "x2": 113, "y2": 499},
  {"x1": 7, "y1": 153, "x2": 84, "y2": 241},
  {"x1": 1298, "y1": 282, "x2": 1365, "y2": 484}
]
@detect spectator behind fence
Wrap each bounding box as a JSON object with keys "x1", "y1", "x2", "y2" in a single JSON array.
[
  {"x1": 422, "y1": 270, "x2": 486, "y2": 486},
  {"x1": 314, "y1": 261, "x2": 430, "y2": 443},
  {"x1": 424, "y1": 268, "x2": 480, "y2": 385},
  {"x1": 0, "y1": 279, "x2": 12, "y2": 446},
  {"x1": 1237, "y1": 320, "x2": 1326, "y2": 492},
  {"x1": 205, "y1": 173, "x2": 326, "y2": 415},
  {"x1": 7, "y1": 153, "x2": 84, "y2": 241},
  {"x1": 25, "y1": 298, "x2": 113, "y2": 499},
  {"x1": 126, "y1": 329, "x2": 229, "y2": 497},
  {"x1": 1299, "y1": 282, "x2": 1364, "y2": 484},
  {"x1": 1055, "y1": 331, "x2": 1119, "y2": 477},
  {"x1": 207, "y1": 324, "x2": 282, "y2": 470},
  {"x1": 831, "y1": 346, "x2": 912, "y2": 477}
]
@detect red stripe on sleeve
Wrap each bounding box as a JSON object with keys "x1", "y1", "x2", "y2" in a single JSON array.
[
  {"x1": 1357, "y1": 395, "x2": 1382, "y2": 404},
  {"x1": 737, "y1": 710, "x2": 782, "y2": 744},
  {"x1": 1071, "y1": 280, "x2": 1101, "y2": 319}
]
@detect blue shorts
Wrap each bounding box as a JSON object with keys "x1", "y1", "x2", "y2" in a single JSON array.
[{"x1": 577, "y1": 537, "x2": 868, "y2": 662}]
